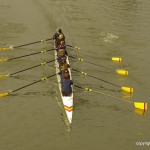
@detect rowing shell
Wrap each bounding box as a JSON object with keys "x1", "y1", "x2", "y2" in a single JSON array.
[{"x1": 55, "y1": 50, "x2": 73, "y2": 124}]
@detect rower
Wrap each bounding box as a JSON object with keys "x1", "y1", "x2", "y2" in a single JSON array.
[
  {"x1": 53, "y1": 28, "x2": 65, "y2": 48},
  {"x1": 58, "y1": 41, "x2": 68, "y2": 55},
  {"x1": 57, "y1": 50, "x2": 66, "y2": 64},
  {"x1": 58, "y1": 64, "x2": 70, "y2": 78},
  {"x1": 61, "y1": 73, "x2": 73, "y2": 96},
  {"x1": 59, "y1": 58, "x2": 67, "y2": 69},
  {"x1": 57, "y1": 48, "x2": 65, "y2": 56}
]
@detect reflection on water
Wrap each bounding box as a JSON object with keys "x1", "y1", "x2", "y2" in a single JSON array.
[{"x1": 134, "y1": 108, "x2": 146, "y2": 116}]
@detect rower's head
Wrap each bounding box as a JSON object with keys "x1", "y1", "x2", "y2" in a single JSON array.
[
  {"x1": 57, "y1": 49, "x2": 65, "y2": 57},
  {"x1": 59, "y1": 48, "x2": 65, "y2": 53},
  {"x1": 59, "y1": 44, "x2": 64, "y2": 49},
  {"x1": 60, "y1": 40, "x2": 65, "y2": 45},
  {"x1": 61, "y1": 59, "x2": 66, "y2": 64},
  {"x1": 64, "y1": 73, "x2": 70, "y2": 79},
  {"x1": 60, "y1": 51, "x2": 65, "y2": 56},
  {"x1": 60, "y1": 64, "x2": 70, "y2": 70},
  {"x1": 65, "y1": 64, "x2": 70, "y2": 69},
  {"x1": 63, "y1": 64, "x2": 70, "y2": 70},
  {"x1": 57, "y1": 28, "x2": 62, "y2": 33}
]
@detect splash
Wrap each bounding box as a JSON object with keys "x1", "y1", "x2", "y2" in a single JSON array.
[{"x1": 100, "y1": 32, "x2": 119, "y2": 43}]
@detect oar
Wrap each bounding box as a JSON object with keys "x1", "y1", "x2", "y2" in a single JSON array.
[
  {"x1": 74, "y1": 85, "x2": 147, "y2": 111},
  {"x1": 0, "y1": 74, "x2": 56, "y2": 97},
  {"x1": 72, "y1": 68, "x2": 133, "y2": 94},
  {"x1": 66, "y1": 44, "x2": 122, "y2": 62},
  {"x1": 0, "y1": 48, "x2": 55, "y2": 63},
  {"x1": 0, "y1": 60, "x2": 55, "y2": 78},
  {"x1": 70, "y1": 56, "x2": 128, "y2": 76},
  {"x1": 66, "y1": 44, "x2": 99, "y2": 55},
  {"x1": 0, "y1": 38, "x2": 53, "y2": 51}
]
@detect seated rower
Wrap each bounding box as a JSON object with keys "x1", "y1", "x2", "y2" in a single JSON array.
[
  {"x1": 58, "y1": 41, "x2": 66, "y2": 50},
  {"x1": 57, "y1": 49, "x2": 65, "y2": 57},
  {"x1": 57, "y1": 51, "x2": 66, "y2": 64},
  {"x1": 61, "y1": 73, "x2": 73, "y2": 96},
  {"x1": 59, "y1": 59, "x2": 67, "y2": 69},
  {"x1": 58, "y1": 64, "x2": 70, "y2": 78},
  {"x1": 57, "y1": 46, "x2": 68, "y2": 56}
]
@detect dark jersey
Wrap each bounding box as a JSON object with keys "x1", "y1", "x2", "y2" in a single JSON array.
[
  {"x1": 53, "y1": 32, "x2": 65, "y2": 48},
  {"x1": 61, "y1": 78, "x2": 73, "y2": 95}
]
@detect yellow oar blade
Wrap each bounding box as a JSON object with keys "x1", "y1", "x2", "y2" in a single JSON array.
[
  {"x1": 134, "y1": 102, "x2": 148, "y2": 110},
  {"x1": 112, "y1": 57, "x2": 122, "y2": 62},
  {"x1": 0, "y1": 47, "x2": 10, "y2": 51},
  {"x1": 121, "y1": 87, "x2": 133, "y2": 94},
  {"x1": 0, "y1": 73, "x2": 10, "y2": 78},
  {"x1": 0, "y1": 58, "x2": 8, "y2": 63},
  {"x1": 116, "y1": 69, "x2": 128, "y2": 76},
  {"x1": 0, "y1": 92, "x2": 9, "y2": 97}
]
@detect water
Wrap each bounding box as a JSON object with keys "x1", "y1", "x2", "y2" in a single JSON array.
[{"x1": 0, "y1": 0, "x2": 150, "y2": 149}]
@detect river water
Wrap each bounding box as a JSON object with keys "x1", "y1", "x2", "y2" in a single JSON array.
[{"x1": 0, "y1": 0, "x2": 150, "y2": 150}]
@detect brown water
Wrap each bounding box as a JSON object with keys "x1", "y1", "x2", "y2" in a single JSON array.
[{"x1": 0, "y1": 0, "x2": 150, "y2": 150}]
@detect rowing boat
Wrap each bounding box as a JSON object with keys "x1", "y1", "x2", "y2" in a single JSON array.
[{"x1": 55, "y1": 48, "x2": 73, "y2": 124}]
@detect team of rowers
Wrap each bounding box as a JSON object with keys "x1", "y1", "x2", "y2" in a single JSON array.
[{"x1": 53, "y1": 28, "x2": 73, "y2": 96}]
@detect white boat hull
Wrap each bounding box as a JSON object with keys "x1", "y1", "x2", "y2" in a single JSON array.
[{"x1": 55, "y1": 50, "x2": 73, "y2": 124}]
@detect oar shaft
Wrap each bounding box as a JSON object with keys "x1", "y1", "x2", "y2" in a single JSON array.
[
  {"x1": 72, "y1": 69, "x2": 120, "y2": 88},
  {"x1": 10, "y1": 60, "x2": 55, "y2": 75},
  {"x1": 66, "y1": 45, "x2": 73, "y2": 48},
  {"x1": 12, "y1": 80, "x2": 41, "y2": 93},
  {"x1": 10, "y1": 65, "x2": 41, "y2": 75},
  {"x1": 92, "y1": 90, "x2": 133, "y2": 104},
  {"x1": 8, "y1": 48, "x2": 55, "y2": 61},
  {"x1": 87, "y1": 74, "x2": 120, "y2": 87},
  {"x1": 13, "y1": 38, "x2": 53, "y2": 49},
  {"x1": 74, "y1": 85, "x2": 133, "y2": 104},
  {"x1": 12, "y1": 73, "x2": 56, "y2": 93},
  {"x1": 70, "y1": 56, "x2": 113, "y2": 71},
  {"x1": 66, "y1": 44, "x2": 99, "y2": 55},
  {"x1": 84, "y1": 60, "x2": 113, "y2": 71},
  {"x1": 9, "y1": 51, "x2": 41, "y2": 61}
]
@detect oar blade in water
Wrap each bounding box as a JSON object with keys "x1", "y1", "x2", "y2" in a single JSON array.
[
  {"x1": 0, "y1": 73, "x2": 10, "y2": 78},
  {"x1": 0, "y1": 92, "x2": 9, "y2": 97},
  {"x1": 0, "y1": 58, "x2": 8, "y2": 63}
]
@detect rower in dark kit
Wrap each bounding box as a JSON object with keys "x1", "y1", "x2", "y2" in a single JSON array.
[
  {"x1": 61, "y1": 73, "x2": 73, "y2": 96},
  {"x1": 53, "y1": 28, "x2": 65, "y2": 48}
]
